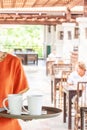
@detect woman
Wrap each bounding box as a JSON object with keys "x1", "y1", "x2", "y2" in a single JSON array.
[
  {"x1": 67, "y1": 61, "x2": 87, "y2": 107},
  {"x1": 0, "y1": 51, "x2": 29, "y2": 130},
  {"x1": 67, "y1": 61, "x2": 87, "y2": 86}
]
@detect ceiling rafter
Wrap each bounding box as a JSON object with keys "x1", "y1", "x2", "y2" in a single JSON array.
[
  {"x1": 22, "y1": 0, "x2": 27, "y2": 7},
  {"x1": 66, "y1": 0, "x2": 83, "y2": 9},
  {"x1": 0, "y1": 0, "x2": 83, "y2": 8},
  {"x1": 52, "y1": 0, "x2": 61, "y2": 6},
  {"x1": 11, "y1": 0, "x2": 16, "y2": 8},
  {"x1": 32, "y1": 0, "x2": 39, "y2": 7},
  {"x1": 41, "y1": 0, "x2": 50, "y2": 7},
  {"x1": 0, "y1": 0, "x2": 3, "y2": 8}
]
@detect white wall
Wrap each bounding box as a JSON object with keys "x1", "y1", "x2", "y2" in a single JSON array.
[
  {"x1": 56, "y1": 24, "x2": 63, "y2": 57},
  {"x1": 44, "y1": 23, "x2": 78, "y2": 61},
  {"x1": 62, "y1": 23, "x2": 76, "y2": 60},
  {"x1": 76, "y1": 17, "x2": 87, "y2": 66}
]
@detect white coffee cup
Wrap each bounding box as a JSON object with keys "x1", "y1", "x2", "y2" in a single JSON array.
[
  {"x1": 23, "y1": 95, "x2": 43, "y2": 115},
  {"x1": 3, "y1": 94, "x2": 23, "y2": 115}
]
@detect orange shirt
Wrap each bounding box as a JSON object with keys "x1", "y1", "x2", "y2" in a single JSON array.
[{"x1": 0, "y1": 53, "x2": 29, "y2": 130}]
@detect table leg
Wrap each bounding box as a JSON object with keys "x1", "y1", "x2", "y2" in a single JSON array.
[
  {"x1": 80, "y1": 107, "x2": 83, "y2": 130},
  {"x1": 46, "y1": 62, "x2": 48, "y2": 75},
  {"x1": 54, "y1": 78, "x2": 56, "y2": 107},
  {"x1": 63, "y1": 92, "x2": 66, "y2": 123},
  {"x1": 51, "y1": 79, "x2": 53, "y2": 103},
  {"x1": 24, "y1": 54, "x2": 28, "y2": 65},
  {"x1": 68, "y1": 92, "x2": 72, "y2": 129},
  {"x1": 36, "y1": 55, "x2": 38, "y2": 65}
]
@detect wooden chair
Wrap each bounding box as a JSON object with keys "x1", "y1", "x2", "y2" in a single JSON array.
[
  {"x1": 59, "y1": 70, "x2": 71, "y2": 108},
  {"x1": 74, "y1": 82, "x2": 87, "y2": 130},
  {"x1": 26, "y1": 48, "x2": 34, "y2": 52},
  {"x1": 14, "y1": 49, "x2": 24, "y2": 63},
  {"x1": 51, "y1": 63, "x2": 72, "y2": 107},
  {"x1": 46, "y1": 59, "x2": 55, "y2": 75},
  {"x1": 14, "y1": 48, "x2": 22, "y2": 52}
]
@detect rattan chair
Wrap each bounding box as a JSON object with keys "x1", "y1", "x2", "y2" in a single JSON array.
[
  {"x1": 74, "y1": 82, "x2": 87, "y2": 130},
  {"x1": 51, "y1": 63, "x2": 72, "y2": 107},
  {"x1": 59, "y1": 70, "x2": 71, "y2": 108}
]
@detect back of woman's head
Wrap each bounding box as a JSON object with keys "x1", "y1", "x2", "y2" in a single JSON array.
[{"x1": 75, "y1": 61, "x2": 86, "y2": 71}]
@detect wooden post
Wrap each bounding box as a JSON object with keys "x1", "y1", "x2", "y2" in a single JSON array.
[
  {"x1": 84, "y1": 0, "x2": 87, "y2": 16},
  {"x1": 66, "y1": 7, "x2": 71, "y2": 22}
]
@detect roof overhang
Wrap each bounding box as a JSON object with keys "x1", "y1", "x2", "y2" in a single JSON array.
[{"x1": 0, "y1": 0, "x2": 84, "y2": 25}]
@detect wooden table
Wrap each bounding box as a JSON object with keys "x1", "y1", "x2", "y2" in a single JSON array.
[
  {"x1": 14, "y1": 52, "x2": 38, "y2": 65},
  {"x1": 63, "y1": 86, "x2": 77, "y2": 130}
]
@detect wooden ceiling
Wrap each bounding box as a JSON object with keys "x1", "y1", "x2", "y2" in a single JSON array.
[
  {"x1": 0, "y1": 0, "x2": 84, "y2": 25},
  {"x1": 0, "y1": 0, "x2": 82, "y2": 8}
]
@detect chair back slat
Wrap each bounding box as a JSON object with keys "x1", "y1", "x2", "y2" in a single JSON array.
[
  {"x1": 61, "y1": 70, "x2": 71, "y2": 86},
  {"x1": 74, "y1": 82, "x2": 87, "y2": 130},
  {"x1": 52, "y1": 63, "x2": 72, "y2": 75},
  {"x1": 77, "y1": 82, "x2": 87, "y2": 108}
]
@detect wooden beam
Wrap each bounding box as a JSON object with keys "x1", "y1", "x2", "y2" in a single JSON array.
[
  {"x1": 0, "y1": 0, "x2": 3, "y2": 8},
  {"x1": 83, "y1": 0, "x2": 87, "y2": 16},
  {"x1": 22, "y1": 0, "x2": 27, "y2": 7},
  {"x1": 66, "y1": 0, "x2": 83, "y2": 9},
  {"x1": 65, "y1": 8, "x2": 71, "y2": 22},
  {"x1": 32, "y1": 0, "x2": 39, "y2": 7},
  {"x1": 42, "y1": 0, "x2": 50, "y2": 7},
  {"x1": 11, "y1": 0, "x2": 16, "y2": 8},
  {"x1": 52, "y1": 0, "x2": 60, "y2": 6},
  {"x1": 0, "y1": 19, "x2": 60, "y2": 25}
]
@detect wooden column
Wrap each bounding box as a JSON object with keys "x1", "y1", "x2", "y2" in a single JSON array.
[
  {"x1": 66, "y1": 7, "x2": 71, "y2": 22},
  {"x1": 84, "y1": 0, "x2": 87, "y2": 16}
]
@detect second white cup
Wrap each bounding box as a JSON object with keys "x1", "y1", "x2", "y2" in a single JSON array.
[{"x1": 23, "y1": 95, "x2": 43, "y2": 115}]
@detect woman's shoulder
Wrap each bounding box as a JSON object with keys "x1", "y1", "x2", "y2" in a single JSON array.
[
  {"x1": 7, "y1": 53, "x2": 21, "y2": 64},
  {"x1": 8, "y1": 53, "x2": 19, "y2": 59},
  {"x1": 70, "y1": 71, "x2": 77, "y2": 76}
]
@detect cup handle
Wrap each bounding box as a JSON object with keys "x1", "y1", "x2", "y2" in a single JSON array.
[
  {"x1": 3, "y1": 98, "x2": 10, "y2": 113},
  {"x1": 22, "y1": 98, "x2": 29, "y2": 113}
]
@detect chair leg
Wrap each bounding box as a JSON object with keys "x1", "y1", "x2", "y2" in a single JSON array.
[
  {"x1": 51, "y1": 80, "x2": 53, "y2": 103},
  {"x1": 59, "y1": 84, "x2": 63, "y2": 108},
  {"x1": 74, "y1": 115, "x2": 80, "y2": 130}
]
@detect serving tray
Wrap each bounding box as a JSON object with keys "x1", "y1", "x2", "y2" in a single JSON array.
[{"x1": 0, "y1": 106, "x2": 62, "y2": 120}]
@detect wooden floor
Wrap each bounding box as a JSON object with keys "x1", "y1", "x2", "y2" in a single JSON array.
[{"x1": 19, "y1": 60, "x2": 74, "y2": 130}]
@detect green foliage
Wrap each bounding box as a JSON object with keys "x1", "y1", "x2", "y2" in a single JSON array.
[{"x1": 0, "y1": 25, "x2": 44, "y2": 58}]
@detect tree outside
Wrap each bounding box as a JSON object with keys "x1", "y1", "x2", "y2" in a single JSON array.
[{"x1": 0, "y1": 25, "x2": 44, "y2": 58}]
